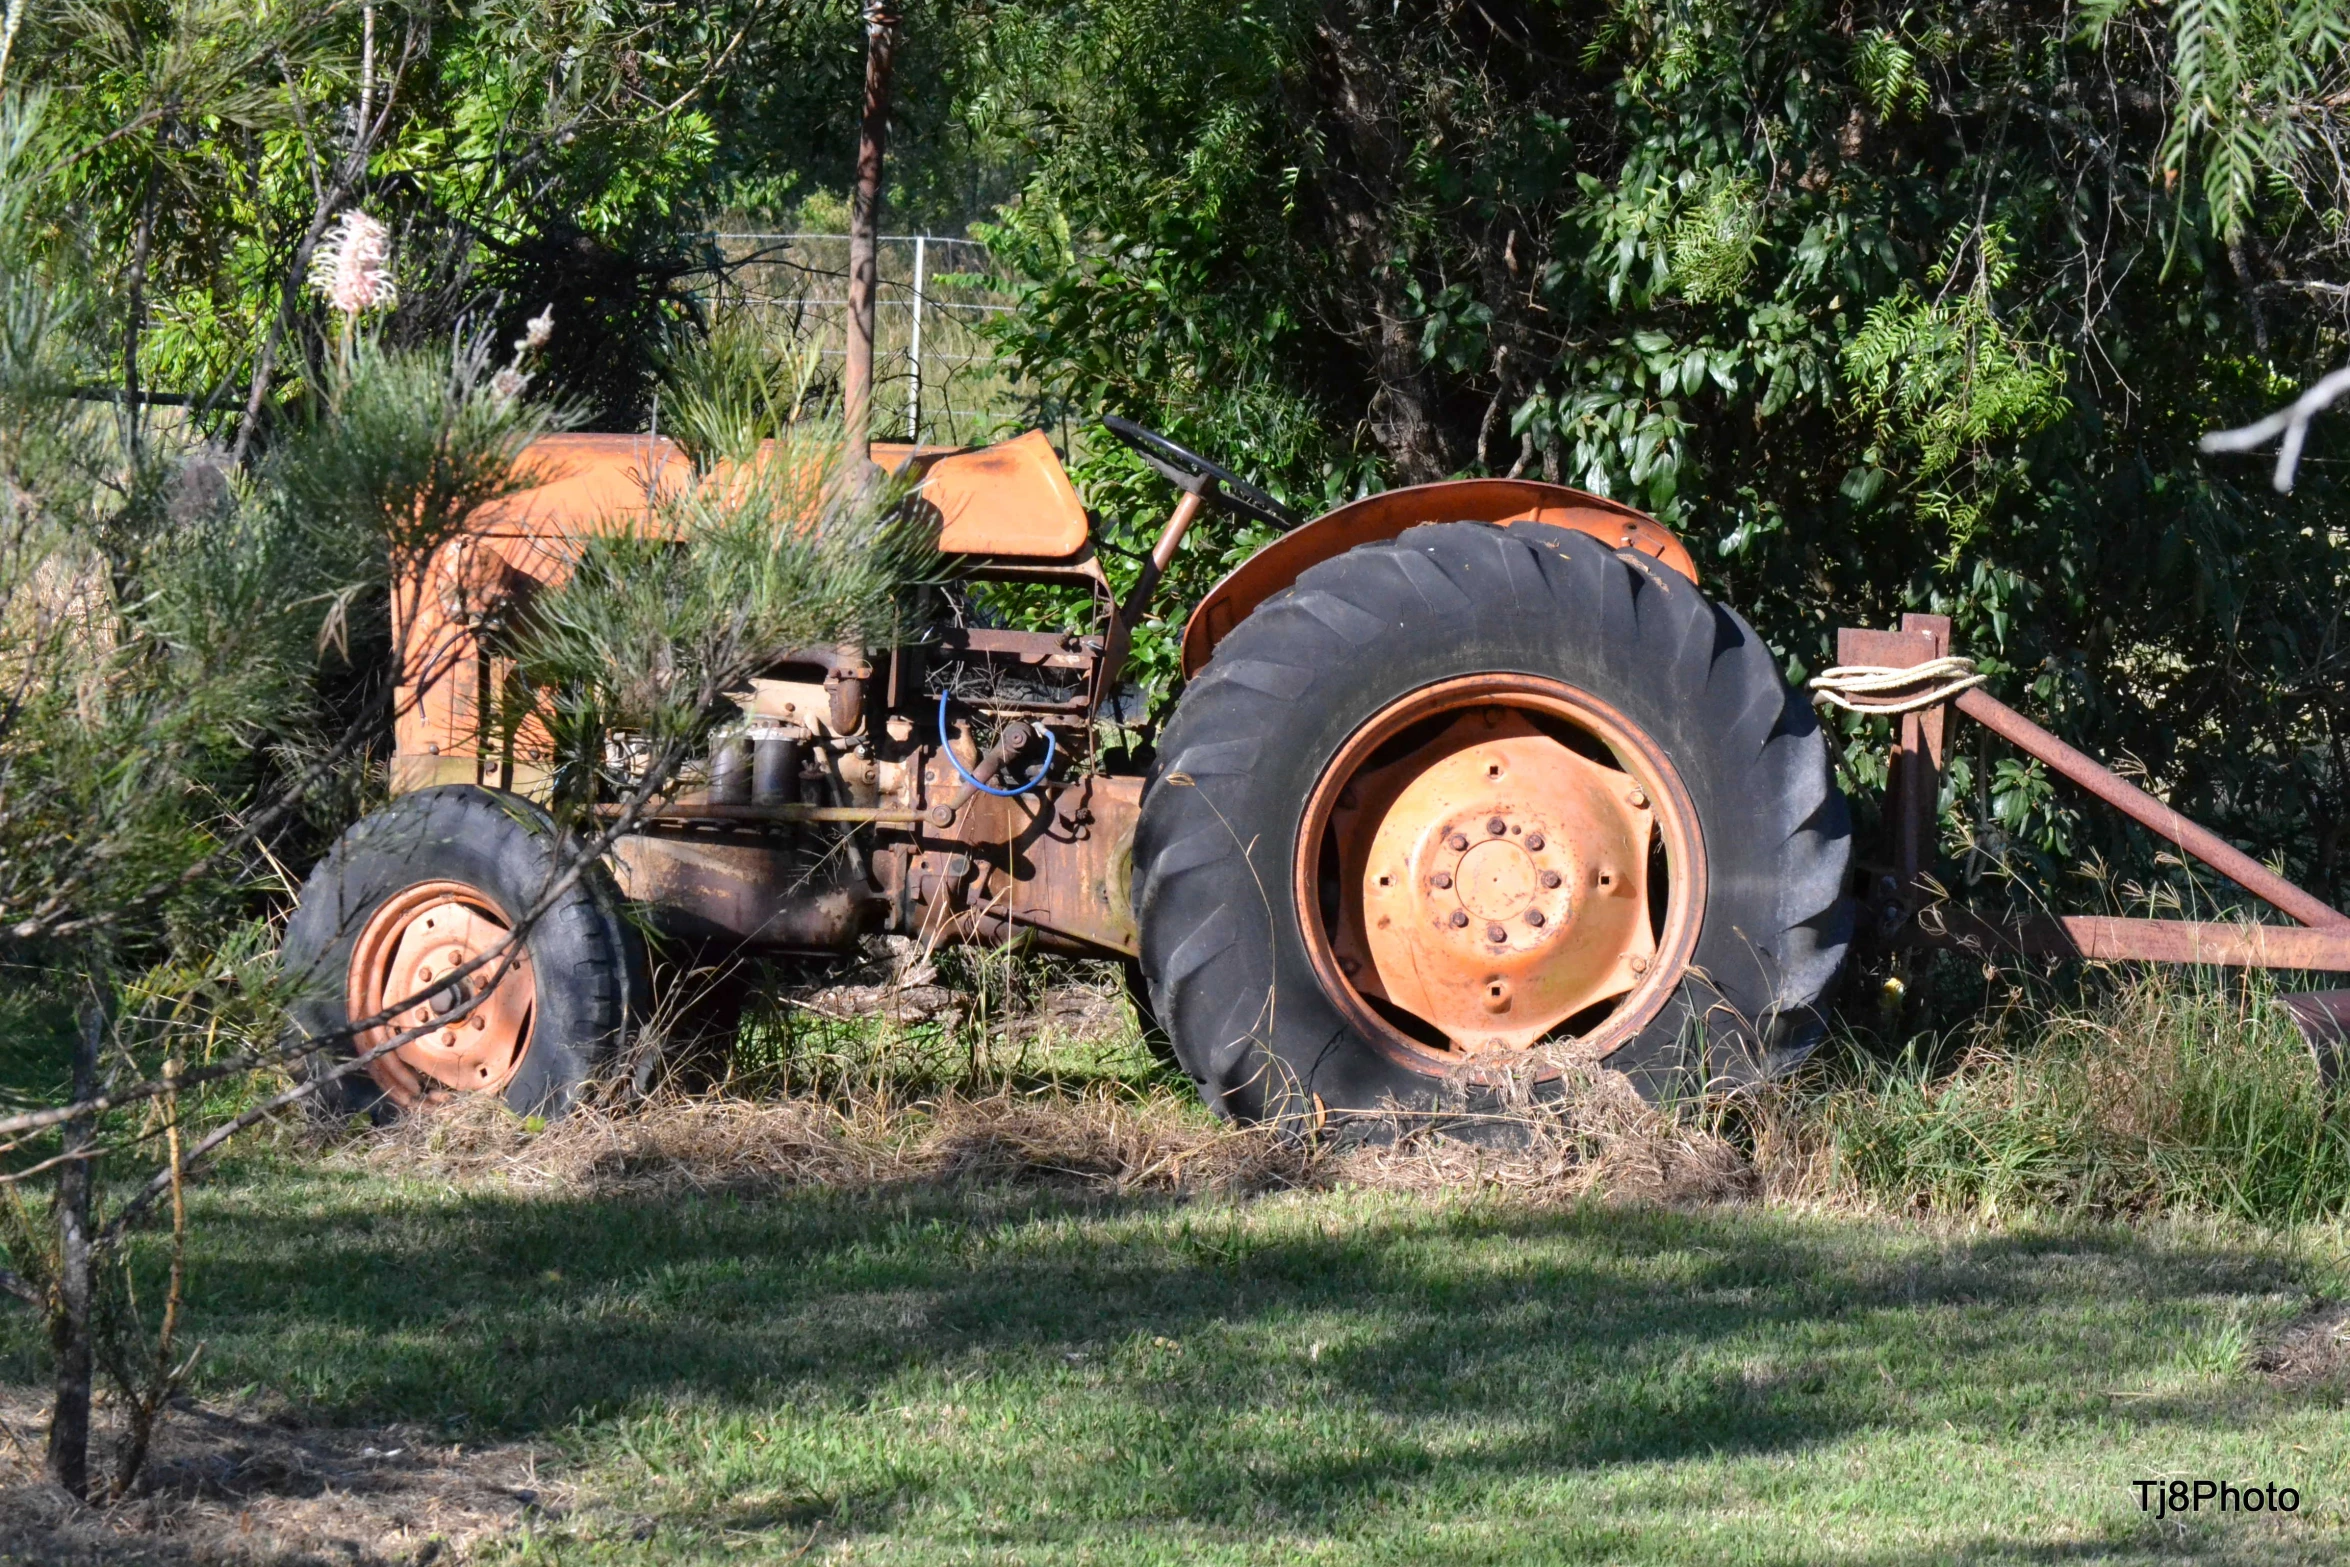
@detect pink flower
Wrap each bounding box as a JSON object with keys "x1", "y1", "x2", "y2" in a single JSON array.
[{"x1": 309, "y1": 210, "x2": 396, "y2": 316}]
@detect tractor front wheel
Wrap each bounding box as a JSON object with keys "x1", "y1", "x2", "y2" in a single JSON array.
[
  {"x1": 282, "y1": 786, "x2": 644, "y2": 1121},
  {"x1": 1132, "y1": 522, "x2": 1850, "y2": 1123}
]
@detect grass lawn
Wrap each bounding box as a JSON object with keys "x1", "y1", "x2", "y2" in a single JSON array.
[{"x1": 5, "y1": 1121, "x2": 2345, "y2": 1564}]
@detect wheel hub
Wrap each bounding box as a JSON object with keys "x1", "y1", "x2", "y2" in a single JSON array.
[
  {"x1": 1299, "y1": 677, "x2": 1704, "y2": 1072},
  {"x1": 1453, "y1": 837, "x2": 1547, "y2": 922},
  {"x1": 348, "y1": 881, "x2": 535, "y2": 1106},
  {"x1": 1331, "y1": 711, "x2": 1657, "y2": 1051}
]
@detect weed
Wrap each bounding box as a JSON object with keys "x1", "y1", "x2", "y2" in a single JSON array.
[{"x1": 1764, "y1": 964, "x2": 2350, "y2": 1224}]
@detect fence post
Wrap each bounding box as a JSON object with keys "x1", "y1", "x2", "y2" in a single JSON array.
[{"x1": 907, "y1": 234, "x2": 926, "y2": 444}]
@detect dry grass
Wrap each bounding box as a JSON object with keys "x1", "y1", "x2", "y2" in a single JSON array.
[
  {"x1": 330, "y1": 1064, "x2": 1757, "y2": 1211},
  {"x1": 2253, "y1": 1302, "x2": 2350, "y2": 1389},
  {"x1": 335, "y1": 1088, "x2": 1319, "y2": 1200},
  {"x1": 0, "y1": 1390, "x2": 554, "y2": 1565},
  {"x1": 1339, "y1": 1069, "x2": 1758, "y2": 1206}
]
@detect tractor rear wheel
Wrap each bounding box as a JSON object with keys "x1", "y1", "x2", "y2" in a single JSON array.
[
  {"x1": 282, "y1": 786, "x2": 644, "y2": 1121},
  {"x1": 1132, "y1": 522, "x2": 1850, "y2": 1123}
]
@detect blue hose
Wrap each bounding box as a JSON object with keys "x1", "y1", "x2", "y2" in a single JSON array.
[{"x1": 936, "y1": 690, "x2": 1055, "y2": 797}]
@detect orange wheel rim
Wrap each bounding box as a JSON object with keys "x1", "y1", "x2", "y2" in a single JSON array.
[
  {"x1": 346, "y1": 879, "x2": 535, "y2": 1107},
  {"x1": 1294, "y1": 675, "x2": 1705, "y2": 1078}
]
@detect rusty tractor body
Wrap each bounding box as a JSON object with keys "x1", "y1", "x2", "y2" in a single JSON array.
[{"x1": 285, "y1": 415, "x2": 1875, "y2": 1122}]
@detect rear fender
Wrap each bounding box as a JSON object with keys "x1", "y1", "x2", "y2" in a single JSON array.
[{"x1": 1178, "y1": 479, "x2": 1697, "y2": 677}]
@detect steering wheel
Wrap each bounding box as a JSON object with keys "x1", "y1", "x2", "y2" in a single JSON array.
[{"x1": 1100, "y1": 415, "x2": 1300, "y2": 531}]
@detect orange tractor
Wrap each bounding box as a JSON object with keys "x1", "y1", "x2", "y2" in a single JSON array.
[{"x1": 279, "y1": 418, "x2": 1856, "y2": 1121}]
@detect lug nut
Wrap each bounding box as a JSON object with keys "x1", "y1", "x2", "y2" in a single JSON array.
[
  {"x1": 1539, "y1": 870, "x2": 1562, "y2": 889},
  {"x1": 1447, "y1": 832, "x2": 1469, "y2": 852},
  {"x1": 1525, "y1": 910, "x2": 1546, "y2": 927},
  {"x1": 1449, "y1": 911, "x2": 1469, "y2": 928},
  {"x1": 1337, "y1": 955, "x2": 1360, "y2": 977},
  {"x1": 1431, "y1": 871, "x2": 1453, "y2": 889},
  {"x1": 1628, "y1": 786, "x2": 1649, "y2": 808},
  {"x1": 1526, "y1": 833, "x2": 1545, "y2": 851},
  {"x1": 1486, "y1": 923, "x2": 1507, "y2": 943},
  {"x1": 1629, "y1": 956, "x2": 1649, "y2": 974},
  {"x1": 1486, "y1": 817, "x2": 1506, "y2": 836}
]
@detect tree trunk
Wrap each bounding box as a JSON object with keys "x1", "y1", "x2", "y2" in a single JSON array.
[
  {"x1": 843, "y1": 2, "x2": 902, "y2": 463},
  {"x1": 1308, "y1": 18, "x2": 1453, "y2": 483},
  {"x1": 44, "y1": 996, "x2": 100, "y2": 1501}
]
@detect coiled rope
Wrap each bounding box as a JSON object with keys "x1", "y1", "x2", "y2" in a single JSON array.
[{"x1": 1808, "y1": 656, "x2": 1986, "y2": 715}]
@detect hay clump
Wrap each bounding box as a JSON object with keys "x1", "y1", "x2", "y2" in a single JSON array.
[
  {"x1": 2252, "y1": 1302, "x2": 2350, "y2": 1389},
  {"x1": 1335, "y1": 1067, "x2": 1756, "y2": 1206}
]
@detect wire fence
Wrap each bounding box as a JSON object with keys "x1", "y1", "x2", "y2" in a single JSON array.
[{"x1": 696, "y1": 233, "x2": 1033, "y2": 448}]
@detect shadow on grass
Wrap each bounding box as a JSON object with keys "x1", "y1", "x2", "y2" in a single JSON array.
[{"x1": 0, "y1": 1172, "x2": 2309, "y2": 1528}]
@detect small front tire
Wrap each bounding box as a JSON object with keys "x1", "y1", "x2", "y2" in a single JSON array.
[{"x1": 281, "y1": 786, "x2": 644, "y2": 1121}]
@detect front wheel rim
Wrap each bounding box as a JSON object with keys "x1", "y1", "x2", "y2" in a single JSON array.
[
  {"x1": 1293, "y1": 674, "x2": 1706, "y2": 1077},
  {"x1": 346, "y1": 880, "x2": 536, "y2": 1107}
]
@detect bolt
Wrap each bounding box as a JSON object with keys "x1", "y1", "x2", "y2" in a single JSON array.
[
  {"x1": 1449, "y1": 911, "x2": 1469, "y2": 928},
  {"x1": 1486, "y1": 923, "x2": 1507, "y2": 943},
  {"x1": 1539, "y1": 870, "x2": 1563, "y2": 889},
  {"x1": 1628, "y1": 786, "x2": 1649, "y2": 809},
  {"x1": 1482, "y1": 707, "x2": 1504, "y2": 727},
  {"x1": 1431, "y1": 871, "x2": 1453, "y2": 890},
  {"x1": 1447, "y1": 832, "x2": 1469, "y2": 852},
  {"x1": 1337, "y1": 954, "x2": 1361, "y2": 977},
  {"x1": 1526, "y1": 833, "x2": 1546, "y2": 851},
  {"x1": 1629, "y1": 956, "x2": 1649, "y2": 974},
  {"x1": 1525, "y1": 910, "x2": 1546, "y2": 927},
  {"x1": 1486, "y1": 817, "x2": 1506, "y2": 836}
]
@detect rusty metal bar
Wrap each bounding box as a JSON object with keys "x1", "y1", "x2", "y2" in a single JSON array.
[
  {"x1": 1951, "y1": 685, "x2": 2350, "y2": 930},
  {"x1": 1117, "y1": 490, "x2": 1206, "y2": 630},
  {"x1": 1899, "y1": 614, "x2": 1951, "y2": 890},
  {"x1": 595, "y1": 802, "x2": 928, "y2": 826},
  {"x1": 1917, "y1": 909, "x2": 2350, "y2": 971},
  {"x1": 1837, "y1": 617, "x2": 1950, "y2": 920}
]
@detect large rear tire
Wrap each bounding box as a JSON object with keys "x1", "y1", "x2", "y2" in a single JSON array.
[
  {"x1": 282, "y1": 786, "x2": 644, "y2": 1121},
  {"x1": 1132, "y1": 523, "x2": 1850, "y2": 1123}
]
